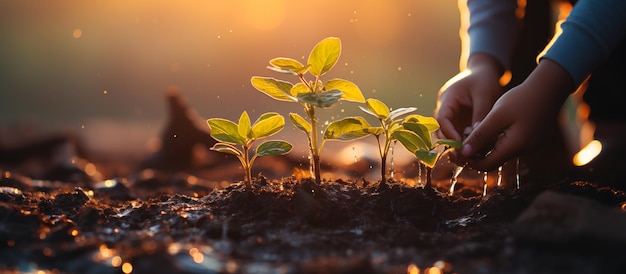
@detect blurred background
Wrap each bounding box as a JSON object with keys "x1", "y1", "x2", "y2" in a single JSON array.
[{"x1": 0, "y1": 0, "x2": 462, "y2": 180}]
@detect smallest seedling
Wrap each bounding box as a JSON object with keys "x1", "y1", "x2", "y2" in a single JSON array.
[{"x1": 207, "y1": 111, "x2": 292, "y2": 188}]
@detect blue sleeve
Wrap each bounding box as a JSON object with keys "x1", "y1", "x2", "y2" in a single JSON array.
[
  {"x1": 465, "y1": 0, "x2": 520, "y2": 70},
  {"x1": 539, "y1": 0, "x2": 626, "y2": 87}
]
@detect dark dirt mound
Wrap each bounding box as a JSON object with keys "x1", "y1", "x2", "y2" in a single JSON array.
[{"x1": 2, "y1": 169, "x2": 626, "y2": 273}]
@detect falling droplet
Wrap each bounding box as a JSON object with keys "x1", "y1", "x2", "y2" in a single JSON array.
[
  {"x1": 308, "y1": 154, "x2": 315, "y2": 179},
  {"x1": 416, "y1": 161, "x2": 422, "y2": 185},
  {"x1": 496, "y1": 165, "x2": 503, "y2": 187},
  {"x1": 516, "y1": 157, "x2": 520, "y2": 189},
  {"x1": 449, "y1": 165, "x2": 464, "y2": 196},
  {"x1": 482, "y1": 172, "x2": 488, "y2": 196},
  {"x1": 389, "y1": 142, "x2": 396, "y2": 178}
]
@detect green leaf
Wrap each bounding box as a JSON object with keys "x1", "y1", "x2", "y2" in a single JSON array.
[
  {"x1": 210, "y1": 143, "x2": 242, "y2": 157},
  {"x1": 256, "y1": 112, "x2": 279, "y2": 123},
  {"x1": 207, "y1": 118, "x2": 245, "y2": 144},
  {"x1": 415, "y1": 149, "x2": 439, "y2": 168},
  {"x1": 389, "y1": 107, "x2": 417, "y2": 120},
  {"x1": 325, "y1": 79, "x2": 364, "y2": 103},
  {"x1": 308, "y1": 37, "x2": 341, "y2": 77},
  {"x1": 392, "y1": 129, "x2": 428, "y2": 153},
  {"x1": 324, "y1": 117, "x2": 371, "y2": 141},
  {"x1": 403, "y1": 114, "x2": 440, "y2": 132},
  {"x1": 297, "y1": 90, "x2": 342, "y2": 108},
  {"x1": 289, "y1": 113, "x2": 311, "y2": 133},
  {"x1": 365, "y1": 126, "x2": 384, "y2": 136},
  {"x1": 250, "y1": 76, "x2": 298, "y2": 102},
  {"x1": 402, "y1": 122, "x2": 432, "y2": 148},
  {"x1": 268, "y1": 57, "x2": 309, "y2": 75},
  {"x1": 238, "y1": 111, "x2": 252, "y2": 140},
  {"x1": 256, "y1": 140, "x2": 293, "y2": 156},
  {"x1": 364, "y1": 98, "x2": 390, "y2": 119},
  {"x1": 435, "y1": 139, "x2": 462, "y2": 149},
  {"x1": 291, "y1": 82, "x2": 310, "y2": 97},
  {"x1": 251, "y1": 113, "x2": 285, "y2": 139}
]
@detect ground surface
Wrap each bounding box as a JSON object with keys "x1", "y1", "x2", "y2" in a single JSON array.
[{"x1": 2, "y1": 167, "x2": 626, "y2": 274}]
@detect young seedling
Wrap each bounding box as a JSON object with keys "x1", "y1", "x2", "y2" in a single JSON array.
[
  {"x1": 324, "y1": 98, "x2": 418, "y2": 188},
  {"x1": 392, "y1": 116, "x2": 461, "y2": 189},
  {"x1": 207, "y1": 111, "x2": 292, "y2": 188},
  {"x1": 250, "y1": 37, "x2": 365, "y2": 184}
]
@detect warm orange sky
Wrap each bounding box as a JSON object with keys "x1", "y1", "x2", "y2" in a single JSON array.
[{"x1": 0, "y1": 0, "x2": 461, "y2": 153}]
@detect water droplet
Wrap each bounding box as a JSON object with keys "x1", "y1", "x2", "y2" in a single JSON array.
[
  {"x1": 516, "y1": 157, "x2": 521, "y2": 189},
  {"x1": 482, "y1": 172, "x2": 488, "y2": 196},
  {"x1": 217, "y1": 35, "x2": 221, "y2": 38},
  {"x1": 344, "y1": 62, "x2": 349, "y2": 66},
  {"x1": 324, "y1": 120, "x2": 329, "y2": 126},
  {"x1": 416, "y1": 162, "x2": 422, "y2": 185},
  {"x1": 449, "y1": 165, "x2": 464, "y2": 196},
  {"x1": 103, "y1": 90, "x2": 108, "y2": 95},
  {"x1": 389, "y1": 142, "x2": 396, "y2": 179},
  {"x1": 397, "y1": 67, "x2": 402, "y2": 71}
]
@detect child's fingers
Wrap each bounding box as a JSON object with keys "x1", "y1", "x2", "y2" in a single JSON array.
[{"x1": 460, "y1": 116, "x2": 511, "y2": 171}]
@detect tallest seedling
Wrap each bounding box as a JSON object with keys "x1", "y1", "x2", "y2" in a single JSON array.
[{"x1": 251, "y1": 37, "x2": 365, "y2": 184}]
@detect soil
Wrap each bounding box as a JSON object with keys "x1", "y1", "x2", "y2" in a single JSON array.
[
  {"x1": 3, "y1": 92, "x2": 626, "y2": 273},
  {"x1": 2, "y1": 167, "x2": 626, "y2": 274}
]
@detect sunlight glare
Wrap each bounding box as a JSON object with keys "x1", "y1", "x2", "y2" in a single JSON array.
[
  {"x1": 573, "y1": 140, "x2": 602, "y2": 166},
  {"x1": 407, "y1": 264, "x2": 420, "y2": 274}
]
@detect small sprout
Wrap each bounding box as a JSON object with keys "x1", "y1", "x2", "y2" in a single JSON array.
[
  {"x1": 251, "y1": 37, "x2": 365, "y2": 184},
  {"x1": 392, "y1": 117, "x2": 461, "y2": 189},
  {"x1": 207, "y1": 111, "x2": 292, "y2": 188},
  {"x1": 321, "y1": 98, "x2": 414, "y2": 187}
]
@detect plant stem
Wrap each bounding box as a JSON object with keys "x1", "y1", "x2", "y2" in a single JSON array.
[
  {"x1": 425, "y1": 166, "x2": 432, "y2": 189},
  {"x1": 243, "y1": 145, "x2": 252, "y2": 188},
  {"x1": 380, "y1": 153, "x2": 387, "y2": 185},
  {"x1": 307, "y1": 105, "x2": 322, "y2": 184}
]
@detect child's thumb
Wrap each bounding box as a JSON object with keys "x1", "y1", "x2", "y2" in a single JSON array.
[{"x1": 460, "y1": 122, "x2": 495, "y2": 159}]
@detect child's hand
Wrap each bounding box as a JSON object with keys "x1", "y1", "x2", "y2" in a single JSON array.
[
  {"x1": 435, "y1": 53, "x2": 503, "y2": 141},
  {"x1": 460, "y1": 59, "x2": 573, "y2": 171}
]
